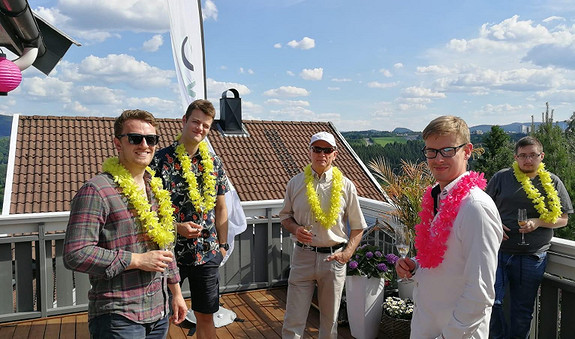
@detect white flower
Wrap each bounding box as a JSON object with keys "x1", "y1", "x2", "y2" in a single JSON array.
[{"x1": 383, "y1": 296, "x2": 414, "y2": 320}]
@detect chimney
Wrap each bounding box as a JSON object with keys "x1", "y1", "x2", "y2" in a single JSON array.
[{"x1": 219, "y1": 88, "x2": 243, "y2": 133}]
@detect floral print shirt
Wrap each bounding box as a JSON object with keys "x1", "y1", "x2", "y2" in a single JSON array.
[{"x1": 151, "y1": 141, "x2": 229, "y2": 266}]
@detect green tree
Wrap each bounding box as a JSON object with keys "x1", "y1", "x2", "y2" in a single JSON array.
[
  {"x1": 472, "y1": 126, "x2": 514, "y2": 180},
  {"x1": 532, "y1": 103, "x2": 575, "y2": 240}
]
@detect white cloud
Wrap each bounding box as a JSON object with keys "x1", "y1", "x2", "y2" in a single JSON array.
[
  {"x1": 206, "y1": 78, "x2": 251, "y2": 99},
  {"x1": 22, "y1": 77, "x2": 73, "y2": 100},
  {"x1": 287, "y1": 37, "x2": 315, "y2": 50},
  {"x1": 331, "y1": 78, "x2": 352, "y2": 82},
  {"x1": 239, "y1": 68, "x2": 254, "y2": 74},
  {"x1": 264, "y1": 99, "x2": 310, "y2": 106},
  {"x1": 63, "y1": 101, "x2": 90, "y2": 114},
  {"x1": 367, "y1": 81, "x2": 398, "y2": 89},
  {"x1": 300, "y1": 68, "x2": 323, "y2": 81},
  {"x1": 379, "y1": 69, "x2": 392, "y2": 77},
  {"x1": 542, "y1": 16, "x2": 565, "y2": 23},
  {"x1": 274, "y1": 43, "x2": 282, "y2": 48},
  {"x1": 393, "y1": 63, "x2": 404, "y2": 69},
  {"x1": 33, "y1": 0, "x2": 219, "y2": 43},
  {"x1": 417, "y1": 65, "x2": 454, "y2": 75},
  {"x1": 75, "y1": 54, "x2": 174, "y2": 88},
  {"x1": 263, "y1": 86, "x2": 310, "y2": 98},
  {"x1": 203, "y1": 0, "x2": 218, "y2": 21},
  {"x1": 267, "y1": 106, "x2": 319, "y2": 121},
  {"x1": 402, "y1": 86, "x2": 446, "y2": 99},
  {"x1": 73, "y1": 85, "x2": 124, "y2": 105},
  {"x1": 35, "y1": 1, "x2": 169, "y2": 36},
  {"x1": 125, "y1": 96, "x2": 179, "y2": 115},
  {"x1": 142, "y1": 34, "x2": 163, "y2": 52}
]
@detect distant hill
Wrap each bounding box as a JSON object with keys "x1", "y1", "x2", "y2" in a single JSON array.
[
  {"x1": 0, "y1": 115, "x2": 12, "y2": 137},
  {"x1": 365, "y1": 121, "x2": 568, "y2": 134},
  {"x1": 392, "y1": 127, "x2": 413, "y2": 134},
  {"x1": 470, "y1": 121, "x2": 568, "y2": 133}
]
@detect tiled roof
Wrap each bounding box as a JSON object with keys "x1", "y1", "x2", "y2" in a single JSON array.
[{"x1": 6, "y1": 115, "x2": 384, "y2": 214}]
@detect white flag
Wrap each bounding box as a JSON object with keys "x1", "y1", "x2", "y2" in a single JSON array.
[
  {"x1": 167, "y1": 0, "x2": 247, "y2": 265},
  {"x1": 166, "y1": 0, "x2": 205, "y2": 104}
]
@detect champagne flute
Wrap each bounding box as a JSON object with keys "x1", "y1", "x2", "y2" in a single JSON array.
[
  {"x1": 518, "y1": 209, "x2": 529, "y2": 246},
  {"x1": 146, "y1": 224, "x2": 178, "y2": 296},
  {"x1": 303, "y1": 225, "x2": 313, "y2": 249},
  {"x1": 395, "y1": 224, "x2": 413, "y2": 283},
  {"x1": 161, "y1": 223, "x2": 178, "y2": 278}
]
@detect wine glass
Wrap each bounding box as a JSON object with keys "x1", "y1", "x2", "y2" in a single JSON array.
[
  {"x1": 517, "y1": 209, "x2": 529, "y2": 246},
  {"x1": 303, "y1": 225, "x2": 313, "y2": 249},
  {"x1": 395, "y1": 224, "x2": 413, "y2": 283},
  {"x1": 145, "y1": 224, "x2": 178, "y2": 296}
]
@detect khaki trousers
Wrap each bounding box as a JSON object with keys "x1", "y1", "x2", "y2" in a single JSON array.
[{"x1": 281, "y1": 245, "x2": 346, "y2": 339}]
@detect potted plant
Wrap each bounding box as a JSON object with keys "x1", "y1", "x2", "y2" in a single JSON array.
[
  {"x1": 368, "y1": 158, "x2": 435, "y2": 299},
  {"x1": 345, "y1": 244, "x2": 398, "y2": 339},
  {"x1": 368, "y1": 158, "x2": 435, "y2": 243},
  {"x1": 380, "y1": 296, "x2": 414, "y2": 339}
]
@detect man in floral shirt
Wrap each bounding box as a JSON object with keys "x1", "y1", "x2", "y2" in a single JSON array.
[{"x1": 151, "y1": 99, "x2": 229, "y2": 339}]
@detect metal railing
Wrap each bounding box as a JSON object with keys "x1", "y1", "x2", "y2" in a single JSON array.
[
  {"x1": 1, "y1": 197, "x2": 574, "y2": 338},
  {"x1": 0, "y1": 198, "x2": 392, "y2": 323}
]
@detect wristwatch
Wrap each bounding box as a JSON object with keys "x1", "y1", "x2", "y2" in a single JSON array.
[{"x1": 219, "y1": 243, "x2": 230, "y2": 251}]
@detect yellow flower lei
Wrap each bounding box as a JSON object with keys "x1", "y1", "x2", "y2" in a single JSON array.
[
  {"x1": 304, "y1": 164, "x2": 344, "y2": 229},
  {"x1": 513, "y1": 161, "x2": 562, "y2": 223},
  {"x1": 175, "y1": 140, "x2": 217, "y2": 214},
  {"x1": 102, "y1": 157, "x2": 176, "y2": 248}
]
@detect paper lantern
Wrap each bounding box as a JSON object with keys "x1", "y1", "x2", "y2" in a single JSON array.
[{"x1": 0, "y1": 51, "x2": 23, "y2": 96}]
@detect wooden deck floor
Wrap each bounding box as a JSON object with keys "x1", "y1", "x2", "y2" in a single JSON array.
[{"x1": 0, "y1": 287, "x2": 354, "y2": 339}]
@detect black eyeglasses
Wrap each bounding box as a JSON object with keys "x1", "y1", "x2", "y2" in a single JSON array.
[
  {"x1": 421, "y1": 143, "x2": 466, "y2": 159},
  {"x1": 516, "y1": 153, "x2": 541, "y2": 160},
  {"x1": 117, "y1": 133, "x2": 160, "y2": 146},
  {"x1": 311, "y1": 146, "x2": 336, "y2": 154}
]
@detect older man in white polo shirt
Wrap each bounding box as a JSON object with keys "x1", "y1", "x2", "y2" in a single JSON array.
[{"x1": 280, "y1": 131, "x2": 366, "y2": 339}]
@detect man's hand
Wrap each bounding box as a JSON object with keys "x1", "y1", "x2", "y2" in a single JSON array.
[
  {"x1": 519, "y1": 219, "x2": 539, "y2": 234},
  {"x1": 178, "y1": 221, "x2": 203, "y2": 239},
  {"x1": 396, "y1": 257, "x2": 416, "y2": 280},
  {"x1": 502, "y1": 224, "x2": 510, "y2": 241},
  {"x1": 128, "y1": 250, "x2": 173, "y2": 272},
  {"x1": 296, "y1": 226, "x2": 313, "y2": 244},
  {"x1": 170, "y1": 294, "x2": 188, "y2": 325},
  {"x1": 168, "y1": 283, "x2": 188, "y2": 325},
  {"x1": 219, "y1": 247, "x2": 228, "y2": 258},
  {"x1": 326, "y1": 250, "x2": 352, "y2": 264}
]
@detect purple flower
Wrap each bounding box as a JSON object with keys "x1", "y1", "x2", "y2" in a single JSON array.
[
  {"x1": 386, "y1": 253, "x2": 399, "y2": 265},
  {"x1": 377, "y1": 263, "x2": 388, "y2": 272},
  {"x1": 348, "y1": 261, "x2": 359, "y2": 270},
  {"x1": 375, "y1": 251, "x2": 383, "y2": 258},
  {"x1": 366, "y1": 251, "x2": 374, "y2": 259}
]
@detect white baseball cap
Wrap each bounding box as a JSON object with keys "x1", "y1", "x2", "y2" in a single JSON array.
[{"x1": 309, "y1": 132, "x2": 337, "y2": 147}]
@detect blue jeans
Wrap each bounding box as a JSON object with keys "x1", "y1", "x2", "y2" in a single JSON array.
[
  {"x1": 489, "y1": 252, "x2": 547, "y2": 339},
  {"x1": 89, "y1": 313, "x2": 169, "y2": 339}
]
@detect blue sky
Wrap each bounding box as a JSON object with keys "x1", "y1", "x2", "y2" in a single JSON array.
[{"x1": 2, "y1": 0, "x2": 575, "y2": 131}]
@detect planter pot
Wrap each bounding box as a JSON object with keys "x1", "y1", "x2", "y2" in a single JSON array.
[
  {"x1": 397, "y1": 279, "x2": 416, "y2": 300},
  {"x1": 345, "y1": 276, "x2": 385, "y2": 339},
  {"x1": 379, "y1": 313, "x2": 411, "y2": 339}
]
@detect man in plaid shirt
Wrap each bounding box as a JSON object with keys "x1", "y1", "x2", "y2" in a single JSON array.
[{"x1": 63, "y1": 110, "x2": 187, "y2": 338}]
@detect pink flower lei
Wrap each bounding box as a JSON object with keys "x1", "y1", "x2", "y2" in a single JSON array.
[{"x1": 414, "y1": 171, "x2": 486, "y2": 268}]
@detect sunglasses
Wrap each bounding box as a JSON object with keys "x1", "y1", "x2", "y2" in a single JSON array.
[
  {"x1": 311, "y1": 146, "x2": 336, "y2": 154},
  {"x1": 117, "y1": 133, "x2": 160, "y2": 146}
]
